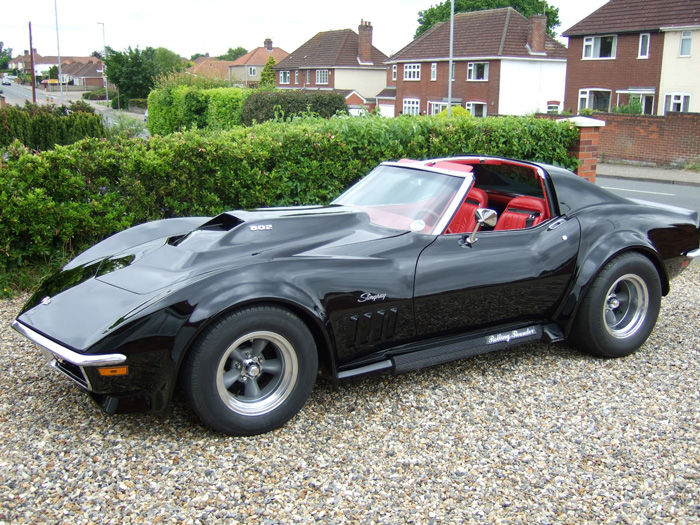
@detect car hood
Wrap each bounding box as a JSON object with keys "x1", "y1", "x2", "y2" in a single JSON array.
[{"x1": 17, "y1": 206, "x2": 409, "y2": 350}]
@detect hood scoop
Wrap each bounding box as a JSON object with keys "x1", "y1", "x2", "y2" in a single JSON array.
[{"x1": 169, "y1": 213, "x2": 244, "y2": 246}]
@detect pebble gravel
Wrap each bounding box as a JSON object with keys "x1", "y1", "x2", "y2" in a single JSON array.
[{"x1": 1, "y1": 264, "x2": 699, "y2": 524}]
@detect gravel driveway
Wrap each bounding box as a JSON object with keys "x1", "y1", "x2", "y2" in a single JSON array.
[{"x1": 1, "y1": 264, "x2": 699, "y2": 524}]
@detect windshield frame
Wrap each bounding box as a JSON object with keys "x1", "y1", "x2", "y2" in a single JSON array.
[{"x1": 333, "y1": 161, "x2": 473, "y2": 235}]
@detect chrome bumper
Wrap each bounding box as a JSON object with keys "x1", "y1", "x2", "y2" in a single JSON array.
[{"x1": 11, "y1": 320, "x2": 126, "y2": 366}]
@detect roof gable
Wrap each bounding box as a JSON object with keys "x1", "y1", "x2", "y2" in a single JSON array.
[
  {"x1": 389, "y1": 8, "x2": 566, "y2": 62},
  {"x1": 232, "y1": 46, "x2": 289, "y2": 67},
  {"x1": 275, "y1": 28, "x2": 388, "y2": 69},
  {"x1": 563, "y1": 0, "x2": 700, "y2": 36}
]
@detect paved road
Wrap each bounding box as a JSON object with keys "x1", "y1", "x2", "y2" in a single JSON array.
[{"x1": 597, "y1": 176, "x2": 700, "y2": 212}]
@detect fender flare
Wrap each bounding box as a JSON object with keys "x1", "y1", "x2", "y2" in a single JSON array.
[{"x1": 556, "y1": 229, "x2": 669, "y2": 334}]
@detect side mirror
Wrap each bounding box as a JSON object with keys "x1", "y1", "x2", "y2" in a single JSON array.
[{"x1": 461, "y1": 208, "x2": 498, "y2": 246}]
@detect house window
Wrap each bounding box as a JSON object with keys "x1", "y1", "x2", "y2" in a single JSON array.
[
  {"x1": 403, "y1": 98, "x2": 420, "y2": 115},
  {"x1": 316, "y1": 70, "x2": 329, "y2": 85},
  {"x1": 306, "y1": 70, "x2": 310, "y2": 84},
  {"x1": 429, "y1": 102, "x2": 448, "y2": 115},
  {"x1": 680, "y1": 31, "x2": 692, "y2": 57},
  {"x1": 295, "y1": 71, "x2": 298, "y2": 84},
  {"x1": 451, "y1": 62, "x2": 455, "y2": 81},
  {"x1": 467, "y1": 62, "x2": 488, "y2": 81},
  {"x1": 431, "y1": 63, "x2": 437, "y2": 81},
  {"x1": 465, "y1": 102, "x2": 487, "y2": 117},
  {"x1": 638, "y1": 34, "x2": 650, "y2": 59},
  {"x1": 583, "y1": 35, "x2": 617, "y2": 59},
  {"x1": 547, "y1": 102, "x2": 561, "y2": 114},
  {"x1": 664, "y1": 93, "x2": 690, "y2": 113},
  {"x1": 249, "y1": 66, "x2": 257, "y2": 77},
  {"x1": 403, "y1": 64, "x2": 421, "y2": 81},
  {"x1": 280, "y1": 71, "x2": 290, "y2": 84},
  {"x1": 578, "y1": 89, "x2": 611, "y2": 112},
  {"x1": 392, "y1": 65, "x2": 397, "y2": 81}
]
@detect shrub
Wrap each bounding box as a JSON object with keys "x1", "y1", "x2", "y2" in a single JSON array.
[{"x1": 241, "y1": 90, "x2": 347, "y2": 125}]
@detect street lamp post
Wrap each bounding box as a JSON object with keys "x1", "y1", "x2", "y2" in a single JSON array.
[{"x1": 97, "y1": 22, "x2": 109, "y2": 106}]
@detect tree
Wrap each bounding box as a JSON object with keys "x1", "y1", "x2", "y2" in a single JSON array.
[
  {"x1": 104, "y1": 46, "x2": 185, "y2": 102},
  {"x1": 415, "y1": 0, "x2": 561, "y2": 38},
  {"x1": 190, "y1": 53, "x2": 208, "y2": 61},
  {"x1": 153, "y1": 47, "x2": 187, "y2": 74},
  {"x1": 0, "y1": 42, "x2": 12, "y2": 69},
  {"x1": 259, "y1": 56, "x2": 277, "y2": 87},
  {"x1": 218, "y1": 47, "x2": 247, "y2": 61}
]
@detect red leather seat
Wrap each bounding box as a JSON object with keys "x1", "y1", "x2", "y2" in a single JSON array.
[
  {"x1": 494, "y1": 196, "x2": 548, "y2": 231},
  {"x1": 445, "y1": 187, "x2": 488, "y2": 234}
]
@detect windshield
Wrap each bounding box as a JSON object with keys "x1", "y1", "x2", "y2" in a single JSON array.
[{"x1": 333, "y1": 164, "x2": 468, "y2": 233}]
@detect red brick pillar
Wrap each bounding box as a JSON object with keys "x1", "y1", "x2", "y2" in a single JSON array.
[
  {"x1": 0, "y1": 95, "x2": 5, "y2": 109},
  {"x1": 562, "y1": 116, "x2": 606, "y2": 183}
]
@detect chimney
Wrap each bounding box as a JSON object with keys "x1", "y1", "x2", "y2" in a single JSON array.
[
  {"x1": 264, "y1": 39, "x2": 273, "y2": 51},
  {"x1": 358, "y1": 20, "x2": 373, "y2": 64},
  {"x1": 528, "y1": 15, "x2": 546, "y2": 54}
]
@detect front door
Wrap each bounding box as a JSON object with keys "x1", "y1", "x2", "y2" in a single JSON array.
[{"x1": 414, "y1": 217, "x2": 581, "y2": 336}]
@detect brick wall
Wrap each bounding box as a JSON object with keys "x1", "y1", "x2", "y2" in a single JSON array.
[{"x1": 596, "y1": 112, "x2": 700, "y2": 167}]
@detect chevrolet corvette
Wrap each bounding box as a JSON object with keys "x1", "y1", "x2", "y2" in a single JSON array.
[{"x1": 12, "y1": 156, "x2": 700, "y2": 435}]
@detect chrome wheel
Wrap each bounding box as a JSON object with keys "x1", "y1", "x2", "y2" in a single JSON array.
[
  {"x1": 216, "y1": 331, "x2": 298, "y2": 416},
  {"x1": 603, "y1": 274, "x2": 649, "y2": 339}
]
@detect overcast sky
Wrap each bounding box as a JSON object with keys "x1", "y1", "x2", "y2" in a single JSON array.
[{"x1": 2, "y1": 0, "x2": 608, "y2": 60}]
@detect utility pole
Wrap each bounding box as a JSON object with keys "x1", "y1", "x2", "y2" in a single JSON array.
[
  {"x1": 447, "y1": 0, "x2": 454, "y2": 116},
  {"x1": 97, "y1": 23, "x2": 109, "y2": 106},
  {"x1": 28, "y1": 22, "x2": 36, "y2": 103},
  {"x1": 54, "y1": 0, "x2": 63, "y2": 100}
]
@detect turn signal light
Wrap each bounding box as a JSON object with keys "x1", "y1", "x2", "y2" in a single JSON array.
[{"x1": 97, "y1": 366, "x2": 129, "y2": 377}]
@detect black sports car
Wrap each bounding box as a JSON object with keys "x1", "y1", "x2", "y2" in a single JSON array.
[{"x1": 12, "y1": 156, "x2": 700, "y2": 435}]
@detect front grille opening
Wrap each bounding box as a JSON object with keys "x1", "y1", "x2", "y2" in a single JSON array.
[{"x1": 52, "y1": 359, "x2": 90, "y2": 390}]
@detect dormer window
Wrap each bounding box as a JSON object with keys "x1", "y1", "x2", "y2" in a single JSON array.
[{"x1": 583, "y1": 35, "x2": 617, "y2": 59}]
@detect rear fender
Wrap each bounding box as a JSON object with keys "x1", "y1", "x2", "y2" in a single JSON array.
[{"x1": 556, "y1": 229, "x2": 668, "y2": 334}]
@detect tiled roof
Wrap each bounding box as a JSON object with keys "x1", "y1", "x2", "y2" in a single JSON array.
[
  {"x1": 232, "y1": 46, "x2": 289, "y2": 67},
  {"x1": 388, "y1": 8, "x2": 567, "y2": 62},
  {"x1": 275, "y1": 29, "x2": 388, "y2": 69},
  {"x1": 187, "y1": 59, "x2": 236, "y2": 79},
  {"x1": 376, "y1": 87, "x2": 397, "y2": 99},
  {"x1": 563, "y1": 0, "x2": 700, "y2": 36}
]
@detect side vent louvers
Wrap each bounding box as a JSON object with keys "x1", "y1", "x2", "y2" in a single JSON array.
[{"x1": 351, "y1": 308, "x2": 398, "y2": 346}]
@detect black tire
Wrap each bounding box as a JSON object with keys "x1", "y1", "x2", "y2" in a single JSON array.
[
  {"x1": 182, "y1": 305, "x2": 318, "y2": 436},
  {"x1": 570, "y1": 252, "x2": 662, "y2": 358}
]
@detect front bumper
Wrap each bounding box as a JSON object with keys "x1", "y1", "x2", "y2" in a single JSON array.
[{"x1": 11, "y1": 320, "x2": 126, "y2": 391}]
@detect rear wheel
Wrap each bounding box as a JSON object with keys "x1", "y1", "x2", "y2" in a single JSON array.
[
  {"x1": 182, "y1": 305, "x2": 318, "y2": 435},
  {"x1": 570, "y1": 252, "x2": 662, "y2": 358}
]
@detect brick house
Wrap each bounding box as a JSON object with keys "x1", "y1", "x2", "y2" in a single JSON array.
[
  {"x1": 273, "y1": 21, "x2": 388, "y2": 110},
  {"x1": 229, "y1": 39, "x2": 289, "y2": 87},
  {"x1": 562, "y1": 0, "x2": 700, "y2": 115},
  {"x1": 380, "y1": 8, "x2": 567, "y2": 118}
]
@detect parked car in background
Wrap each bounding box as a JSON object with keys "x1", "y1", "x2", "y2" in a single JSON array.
[{"x1": 12, "y1": 156, "x2": 700, "y2": 435}]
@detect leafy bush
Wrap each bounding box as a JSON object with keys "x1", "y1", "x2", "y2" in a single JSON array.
[
  {"x1": 129, "y1": 98, "x2": 148, "y2": 109},
  {"x1": 146, "y1": 86, "x2": 252, "y2": 134},
  {"x1": 240, "y1": 90, "x2": 347, "y2": 125},
  {"x1": 0, "y1": 103, "x2": 105, "y2": 150},
  {"x1": 613, "y1": 98, "x2": 644, "y2": 115},
  {"x1": 0, "y1": 114, "x2": 579, "y2": 291},
  {"x1": 81, "y1": 87, "x2": 118, "y2": 101}
]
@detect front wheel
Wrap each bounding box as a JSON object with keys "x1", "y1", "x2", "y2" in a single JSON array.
[
  {"x1": 570, "y1": 252, "x2": 662, "y2": 358},
  {"x1": 182, "y1": 305, "x2": 318, "y2": 436}
]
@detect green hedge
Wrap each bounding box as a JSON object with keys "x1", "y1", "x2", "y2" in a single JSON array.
[
  {"x1": 0, "y1": 105, "x2": 105, "y2": 150},
  {"x1": 240, "y1": 90, "x2": 348, "y2": 125},
  {"x1": 0, "y1": 115, "x2": 579, "y2": 290},
  {"x1": 146, "y1": 86, "x2": 252, "y2": 135}
]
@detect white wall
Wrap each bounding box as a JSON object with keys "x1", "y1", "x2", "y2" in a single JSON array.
[
  {"x1": 334, "y1": 68, "x2": 387, "y2": 99},
  {"x1": 659, "y1": 29, "x2": 700, "y2": 114},
  {"x1": 498, "y1": 59, "x2": 566, "y2": 115}
]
